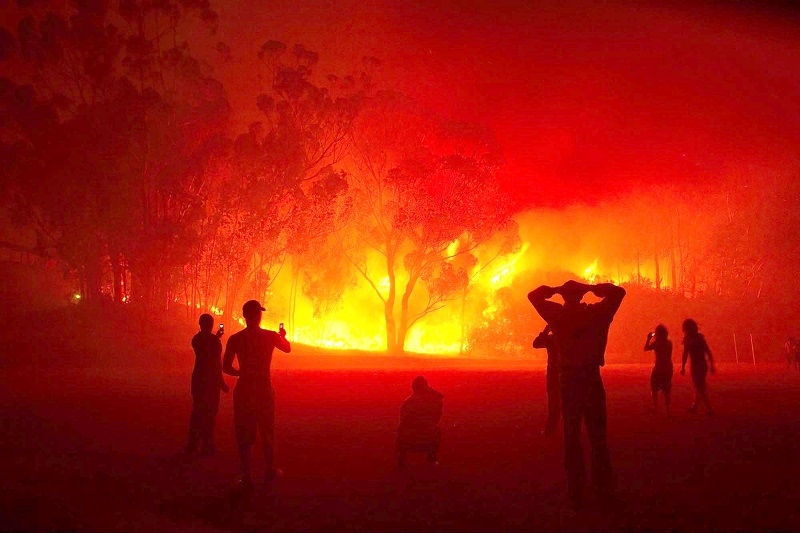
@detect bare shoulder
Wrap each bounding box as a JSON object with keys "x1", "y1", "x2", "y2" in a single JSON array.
[{"x1": 226, "y1": 330, "x2": 243, "y2": 347}]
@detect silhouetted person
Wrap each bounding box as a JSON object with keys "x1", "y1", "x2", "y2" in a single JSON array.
[
  {"x1": 792, "y1": 339, "x2": 800, "y2": 372},
  {"x1": 644, "y1": 324, "x2": 673, "y2": 418},
  {"x1": 397, "y1": 376, "x2": 444, "y2": 468},
  {"x1": 680, "y1": 318, "x2": 715, "y2": 415},
  {"x1": 222, "y1": 300, "x2": 291, "y2": 489},
  {"x1": 186, "y1": 313, "x2": 228, "y2": 455},
  {"x1": 528, "y1": 280, "x2": 626, "y2": 509},
  {"x1": 786, "y1": 337, "x2": 796, "y2": 370},
  {"x1": 533, "y1": 325, "x2": 560, "y2": 435}
]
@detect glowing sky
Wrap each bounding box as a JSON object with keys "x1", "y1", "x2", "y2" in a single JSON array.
[{"x1": 208, "y1": 0, "x2": 800, "y2": 207}]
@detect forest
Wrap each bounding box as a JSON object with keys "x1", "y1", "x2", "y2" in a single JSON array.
[{"x1": 1, "y1": 0, "x2": 799, "y2": 359}]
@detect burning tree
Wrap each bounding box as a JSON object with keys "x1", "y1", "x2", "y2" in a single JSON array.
[
  {"x1": 200, "y1": 41, "x2": 359, "y2": 327},
  {"x1": 344, "y1": 91, "x2": 514, "y2": 355}
]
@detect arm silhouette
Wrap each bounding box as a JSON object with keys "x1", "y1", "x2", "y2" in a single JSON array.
[
  {"x1": 222, "y1": 337, "x2": 240, "y2": 377},
  {"x1": 274, "y1": 330, "x2": 291, "y2": 353},
  {"x1": 215, "y1": 338, "x2": 229, "y2": 392},
  {"x1": 527, "y1": 285, "x2": 563, "y2": 324},
  {"x1": 644, "y1": 334, "x2": 655, "y2": 351},
  {"x1": 681, "y1": 344, "x2": 688, "y2": 376},
  {"x1": 705, "y1": 340, "x2": 716, "y2": 374},
  {"x1": 533, "y1": 326, "x2": 551, "y2": 349},
  {"x1": 588, "y1": 282, "x2": 626, "y2": 316}
]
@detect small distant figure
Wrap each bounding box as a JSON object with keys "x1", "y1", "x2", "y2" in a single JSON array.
[
  {"x1": 795, "y1": 342, "x2": 800, "y2": 372},
  {"x1": 788, "y1": 337, "x2": 800, "y2": 372},
  {"x1": 397, "y1": 376, "x2": 444, "y2": 468},
  {"x1": 533, "y1": 325, "x2": 560, "y2": 435},
  {"x1": 680, "y1": 318, "x2": 716, "y2": 415},
  {"x1": 528, "y1": 280, "x2": 626, "y2": 509},
  {"x1": 222, "y1": 300, "x2": 291, "y2": 489},
  {"x1": 644, "y1": 324, "x2": 673, "y2": 418},
  {"x1": 186, "y1": 314, "x2": 229, "y2": 455}
]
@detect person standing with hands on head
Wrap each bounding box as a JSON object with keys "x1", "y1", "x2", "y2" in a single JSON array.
[
  {"x1": 528, "y1": 280, "x2": 626, "y2": 510},
  {"x1": 223, "y1": 300, "x2": 291, "y2": 490},
  {"x1": 532, "y1": 325, "x2": 560, "y2": 436},
  {"x1": 680, "y1": 318, "x2": 715, "y2": 416},
  {"x1": 644, "y1": 324, "x2": 673, "y2": 418},
  {"x1": 186, "y1": 313, "x2": 229, "y2": 455}
]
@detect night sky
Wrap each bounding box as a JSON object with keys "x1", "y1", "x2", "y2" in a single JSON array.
[{"x1": 208, "y1": 0, "x2": 800, "y2": 208}]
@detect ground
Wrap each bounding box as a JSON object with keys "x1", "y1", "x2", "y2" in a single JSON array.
[{"x1": 1, "y1": 359, "x2": 799, "y2": 532}]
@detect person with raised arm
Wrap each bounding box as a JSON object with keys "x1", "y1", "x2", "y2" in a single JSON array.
[
  {"x1": 528, "y1": 280, "x2": 625, "y2": 510},
  {"x1": 223, "y1": 300, "x2": 291, "y2": 490},
  {"x1": 186, "y1": 313, "x2": 229, "y2": 455},
  {"x1": 644, "y1": 324, "x2": 673, "y2": 418}
]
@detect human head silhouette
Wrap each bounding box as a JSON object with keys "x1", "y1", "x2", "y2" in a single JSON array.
[
  {"x1": 199, "y1": 313, "x2": 214, "y2": 332},
  {"x1": 242, "y1": 299, "x2": 266, "y2": 328},
  {"x1": 654, "y1": 324, "x2": 668, "y2": 339},
  {"x1": 682, "y1": 318, "x2": 699, "y2": 336},
  {"x1": 560, "y1": 280, "x2": 585, "y2": 308},
  {"x1": 412, "y1": 375, "x2": 429, "y2": 393}
]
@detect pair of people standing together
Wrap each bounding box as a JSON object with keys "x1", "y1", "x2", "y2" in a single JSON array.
[
  {"x1": 187, "y1": 299, "x2": 290, "y2": 489},
  {"x1": 644, "y1": 319, "x2": 716, "y2": 418}
]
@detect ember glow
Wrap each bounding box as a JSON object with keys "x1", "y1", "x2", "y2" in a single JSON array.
[{"x1": 1, "y1": 0, "x2": 799, "y2": 361}]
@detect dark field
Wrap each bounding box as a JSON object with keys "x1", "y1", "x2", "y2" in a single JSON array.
[{"x1": 1, "y1": 361, "x2": 799, "y2": 532}]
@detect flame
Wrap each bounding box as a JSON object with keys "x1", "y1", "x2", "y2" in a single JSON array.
[
  {"x1": 487, "y1": 242, "x2": 530, "y2": 288},
  {"x1": 583, "y1": 258, "x2": 598, "y2": 283},
  {"x1": 193, "y1": 203, "x2": 696, "y2": 356}
]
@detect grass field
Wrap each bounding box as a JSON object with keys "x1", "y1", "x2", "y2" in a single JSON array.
[{"x1": 1, "y1": 359, "x2": 799, "y2": 531}]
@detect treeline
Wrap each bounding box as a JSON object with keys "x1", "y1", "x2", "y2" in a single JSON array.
[
  {"x1": 0, "y1": 1, "x2": 515, "y2": 354},
  {"x1": 1, "y1": 2, "x2": 798, "y2": 356}
]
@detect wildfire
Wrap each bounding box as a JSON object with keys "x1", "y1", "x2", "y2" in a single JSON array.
[
  {"x1": 583, "y1": 259, "x2": 599, "y2": 284},
  {"x1": 487, "y1": 243, "x2": 530, "y2": 288},
  {"x1": 212, "y1": 226, "x2": 675, "y2": 357}
]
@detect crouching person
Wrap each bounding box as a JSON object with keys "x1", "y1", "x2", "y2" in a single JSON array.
[{"x1": 397, "y1": 376, "x2": 444, "y2": 467}]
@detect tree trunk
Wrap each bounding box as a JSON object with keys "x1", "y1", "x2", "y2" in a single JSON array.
[
  {"x1": 396, "y1": 275, "x2": 420, "y2": 355},
  {"x1": 384, "y1": 247, "x2": 398, "y2": 355},
  {"x1": 636, "y1": 251, "x2": 641, "y2": 285},
  {"x1": 654, "y1": 250, "x2": 661, "y2": 290},
  {"x1": 110, "y1": 247, "x2": 123, "y2": 304},
  {"x1": 223, "y1": 269, "x2": 245, "y2": 331},
  {"x1": 459, "y1": 289, "x2": 467, "y2": 355}
]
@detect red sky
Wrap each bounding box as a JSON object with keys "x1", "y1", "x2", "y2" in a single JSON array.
[{"x1": 209, "y1": 0, "x2": 800, "y2": 207}]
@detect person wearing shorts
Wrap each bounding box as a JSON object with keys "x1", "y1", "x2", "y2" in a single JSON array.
[
  {"x1": 223, "y1": 300, "x2": 291, "y2": 488},
  {"x1": 644, "y1": 324, "x2": 673, "y2": 418},
  {"x1": 186, "y1": 313, "x2": 228, "y2": 455},
  {"x1": 680, "y1": 318, "x2": 715, "y2": 415}
]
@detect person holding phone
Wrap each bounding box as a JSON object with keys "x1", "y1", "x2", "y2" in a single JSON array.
[
  {"x1": 644, "y1": 324, "x2": 673, "y2": 418},
  {"x1": 186, "y1": 313, "x2": 229, "y2": 455},
  {"x1": 223, "y1": 300, "x2": 291, "y2": 489}
]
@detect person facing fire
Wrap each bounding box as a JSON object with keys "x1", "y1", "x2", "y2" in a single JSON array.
[
  {"x1": 528, "y1": 280, "x2": 626, "y2": 510},
  {"x1": 222, "y1": 300, "x2": 291, "y2": 489},
  {"x1": 680, "y1": 318, "x2": 715, "y2": 415},
  {"x1": 186, "y1": 313, "x2": 228, "y2": 455},
  {"x1": 644, "y1": 324, "x2": 673, "y2": 418},
  {"x1": 397, "y1": 376, "x2": 444, "y2": 468},
  {"x1": 795, "y1": 341, "x2": 800, "y2": 372},
  {"x1": 533, "y1": 325, "x2": 560, "y2": 435}
]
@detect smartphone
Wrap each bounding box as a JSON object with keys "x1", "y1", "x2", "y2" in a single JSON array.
[{"x1": 219, "y1": 323, "x2": 224, "y2": 330}]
